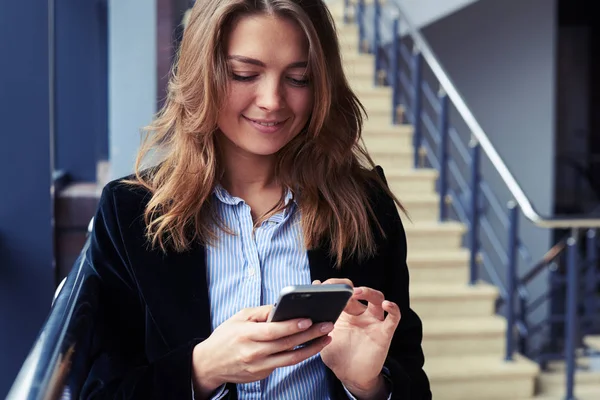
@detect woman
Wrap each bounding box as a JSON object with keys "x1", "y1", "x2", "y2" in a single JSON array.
[{"x1": 82, "y1": 0, "x2": 431, "y2": 399}]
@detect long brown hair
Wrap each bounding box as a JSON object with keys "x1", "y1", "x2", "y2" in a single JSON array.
[{"x1": 129, "y1": 0, "x2": 403, "y2": 266}]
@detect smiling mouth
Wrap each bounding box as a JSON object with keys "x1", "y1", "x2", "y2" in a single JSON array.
[{"x1": 243, "y1": 116, "x2": 288, "y2": 126}]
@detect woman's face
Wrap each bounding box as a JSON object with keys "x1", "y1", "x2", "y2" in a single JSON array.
[{"x1": 217, "y1": 14, "x2": 313, "y2": 159}]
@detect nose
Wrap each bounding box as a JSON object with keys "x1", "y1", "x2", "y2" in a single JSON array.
[{"x1": 255, "y1": 77, "x2": 285, "y2": 111}]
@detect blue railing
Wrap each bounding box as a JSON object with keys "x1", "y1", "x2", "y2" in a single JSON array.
[{"x1": 344, "y1": 1, "x2": 600, "y2": 399}]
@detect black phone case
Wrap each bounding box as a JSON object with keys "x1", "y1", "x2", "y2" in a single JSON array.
[{"x1": 270, "y1": 290, "x2": 353, "y2": 323}]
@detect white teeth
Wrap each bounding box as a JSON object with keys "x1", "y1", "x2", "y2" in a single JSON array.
[{"x1": 255, "y1": 121, "x2": 278, "y2": 126}]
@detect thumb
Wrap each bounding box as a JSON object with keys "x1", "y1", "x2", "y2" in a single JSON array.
[{"x1": 237, "y1": 304, "x2": 274, "y2": 322}]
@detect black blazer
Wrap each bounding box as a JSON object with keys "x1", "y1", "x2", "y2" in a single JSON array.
[{"x1": 81, "y1": 167, "x2": 431, "y2": 399}]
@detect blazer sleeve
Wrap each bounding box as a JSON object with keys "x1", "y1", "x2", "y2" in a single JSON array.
[
  {"x1": 376, "y1": 166, "x2": 432, "y2": 400},
  {"x1": 80, "y1": 184, "x2": 206, "y2": 399}
]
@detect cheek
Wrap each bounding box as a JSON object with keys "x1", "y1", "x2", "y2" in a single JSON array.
[
  {"x1": 224, "y1": 85, "x2": 252, "y2": 115},
  {"x1": 288, "y1": 90, "x2": 313, "y2": 119}
]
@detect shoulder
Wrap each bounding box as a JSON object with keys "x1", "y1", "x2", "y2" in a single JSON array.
[{"x1": 96, "y1": 173, "x2": 153, "y2": 234}]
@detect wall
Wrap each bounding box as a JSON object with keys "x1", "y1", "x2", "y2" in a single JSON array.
[
  {"x1": 55, "y1": 0, "x2": 109, "y2": 182},
  {"x1": 0, "y1": 2, "x2": 54, "y2": 396},
  {"x1": 420, "y1": 0, "x2": 557, "y2": 326},
  {"x1": 108, "y1": 0, "x2": 157, "y2": 180},
  {"x1": 395, "y1": 0, "x2": 482, "y2": 29}
]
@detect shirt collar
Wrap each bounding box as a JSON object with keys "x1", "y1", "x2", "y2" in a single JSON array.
[{"x1": 213, "y1": 185, "x2": 297, "y2": 219}]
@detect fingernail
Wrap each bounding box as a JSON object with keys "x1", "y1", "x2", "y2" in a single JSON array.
[
  {"x1": 298, "y1": 319, "x2": 312, "y2": 329},
  {"x1": 354, "y1": 287, "x2": 363, "y2": 295},
  {"x1": 320, "y1": 322, "x2": 334, "y2": 333}
]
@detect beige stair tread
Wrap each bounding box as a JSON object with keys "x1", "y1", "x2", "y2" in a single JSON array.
[
  {"x1": 584, "y1": 335, "x2": 600, "y2": 350},
  {"x1": 411, "y1": 281, "x2": 498, "y2": 299},
  {"x1": 383, "y1": 168, "x2": 439, "y2": 179},
  {"x1": 370, "y1": 147, "x2": 413, "y2": 157},
  {"x1": 517, "y1": 386, "x2": 600, "y2": 400},
  {"x1": 399, "y1": 194, "x2": 439, "y2": 203},
  {"x1": 407, "y1": 249, "x2": 469, "y2": 263},
  {"x1": 404, "y1": 221, "x2": 467, "y2": 233},
  {"x1": 362, "y1": 122, "x2": 414, "y2": 134},
  {"x1": 424, "y1": 315, "x2": 506, "y2": 337},
  {"x1": 362, "y1": 126, "x2": 413, "y2": 137},
  {"x1": 425, "y1": 354, "x2": 539, "y2": 380}
]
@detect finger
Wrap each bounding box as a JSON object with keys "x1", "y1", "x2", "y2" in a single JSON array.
[
  {"x1": 353, "y1": 287, "x2": 385, "y2": 306},
  {"x1": 312, "y1": 280, "x2": 321, "y2": 284},
  {"x1": 354, "y1": 287, "x2": 386, "y2": 320},
  {"x1": 270, "y1": 322, "x2": 334, "y2": 353},
  {"x1": 382, "y1": 301, "x2": 402, "y2": 336},
  {"x1": 236, "y1": 305, "x2": 274, "y2": 322},
  {"x1": 321, "y1": 278, "x2": 354, "y2": 288},
  {"x1": 250, "y1": 318, "x2": 315, "y2": 342},
  {"x1": 266, "y1": 335, "x2": 333, "y2": 370},
  {"x1": 341, "y1": 297, "x2": 368, "y2": 316}
]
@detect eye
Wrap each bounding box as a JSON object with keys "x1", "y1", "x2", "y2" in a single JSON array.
[
  {"x1": 288, "y1": 77, "x2": 310, "y2": 87},
  {"x1": 231, "y1": 73, "x2": 257, "y2": 82}
]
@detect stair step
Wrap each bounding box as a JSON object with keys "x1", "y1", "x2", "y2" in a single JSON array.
[
  {"x1": 370, "y1": 148, "x2": 414, "y2": 170},
  {"x1": 404, "y1": 221, "x2": 466, "y2": 251},
  {"x1": 538, "y1": 369, "x2": 600, "y2": 393},
  {"x1": 422, "y1": 316, "x2": 505, "y2": 358},
  {"x1": 426, "y1": 355, "x2": 538, "y2": 399},
  {"x1": 524, "y1": 386, "x2": 600, "y2": 400},
  {"x1": 407, "y1": 249, "x2": 469, "y2": 283},
  {"x1": 344, "y1": 60, "x2": 375, "y2": 78},
  {"x1": 353, "y1": 86, "x2": 393, "y2": 100},
  {"x1": 411, "y1": 281, "x2": 498, "y2": 318},
  {"x1": 397, "y1": 194, "x2": 439, "y2": 222},
  {"x1": 363, "y1": 133, "x2": 412, "y2": 153},
  {"x1": 383, "y1": 168, "x2": 438, "y2": 195},
  {"x1": 584, "y1": 335, "x2": 600, "y2": 350}
]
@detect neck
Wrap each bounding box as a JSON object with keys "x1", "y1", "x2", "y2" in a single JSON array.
[{"x1": 217, "y1": 136, "x2": 279, "y2": 198}]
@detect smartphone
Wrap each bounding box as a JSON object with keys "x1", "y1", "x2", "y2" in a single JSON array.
[{"x1": 267, "y1": 284, "x2": 354, "y2": 323}]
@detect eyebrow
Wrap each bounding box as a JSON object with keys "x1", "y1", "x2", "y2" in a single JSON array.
[{"x1": 227, "y1": 55, "x2": 308, "y2": 69}]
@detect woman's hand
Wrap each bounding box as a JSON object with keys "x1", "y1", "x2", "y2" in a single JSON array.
[
  {"x1": 191, "y1": 305, "x2": 333, "y2": 399},
  {"x1": 316, "y1": 278, "x2": 401, "y2": 399}
]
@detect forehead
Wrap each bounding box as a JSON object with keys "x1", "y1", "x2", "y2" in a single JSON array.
[{"x1": 226, "y1": 14, "x2": 309, "y2": 62}]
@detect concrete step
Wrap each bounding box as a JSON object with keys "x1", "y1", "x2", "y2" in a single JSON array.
[
  {"x1": 407, "y1": 249, "x2": 469, "y2": 283},
  {"x1": 398, "y1": 194, "x2": 439, "y2": 222},
  {"x1": 382, "y1": 168, "x2": 438, "y2": 194},
  {"x1": 362, "y1": 130, "x2": 412, "y2": 152},
  {"x1": 426, "y1": 354, "x2": 539, "y2": 399},
  {"x1": 404, "y1": 221, "x2": 466, "y2": 251},
  {"x1": 353, "y1": 85, "x2": 393, "y2": 100},
  {"x1": 362, "y1": 120, "x2": 413, "y2": 135},
  {"x1": 370, "y1": 147, "x2": 414, "y2": 170},
  {"x1": 411, "y1": 281, "x2": 498, "y2": 318},
  {"x1": 345, "y1": 63, "x2": 376, "y2": 81},
  {"x1": 536, "y1": 357, "x2": 600, "y2": 395},
  {"x1": 422, "y1": 315, "x2": 506, "y2": 358}
]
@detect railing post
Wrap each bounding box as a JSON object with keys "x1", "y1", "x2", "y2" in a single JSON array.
[
  {"x1": 585, "y1": 229, "x2": 597, "y2": 332},
  {"x1": 468, "y1": 138, "x2": 480, "y2": 285},
  {"x1": 438, "y1": 88, "x2": 449, "y2": 221},
  {"x1": 412, "y1": 49, "x2": 423, "y2": 168},
  {"x1": 343, "y1": 0, "x2": 349, "y2": 24},
  {"x1": 565, "y1": 234, "x2": 579, "y2": 400},
  {"x1": 357, "y1": 0, "x2": 365, "y2": 53},
  {"x1": 391, "y1": 19, "x2": 400, "y2": 125},
  {"x1": 505, "y1": 201, "x2": 519, "y2": 361},
  {"x1": 373, "y1": 0, "x2": 381, "y2": 86},
  {"x1": 518, "y1": 291, "x2": 528, "y2": 355}
]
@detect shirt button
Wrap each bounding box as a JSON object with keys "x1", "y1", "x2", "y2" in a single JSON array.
[{"x1": 248, "y1": 267, "x2": 255, "y2": 276}]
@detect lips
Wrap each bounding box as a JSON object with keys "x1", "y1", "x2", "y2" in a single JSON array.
[
  {"x1": 243, "y1": 116, "x2": 287, "y2": 126},
  {"x1": 242, "y1": 115, "x2": 289, "y2": 134}
]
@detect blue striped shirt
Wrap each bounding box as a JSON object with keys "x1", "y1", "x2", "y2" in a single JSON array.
[{"x1": 205, "y1": 185, "x2": 332, "y2": 399}]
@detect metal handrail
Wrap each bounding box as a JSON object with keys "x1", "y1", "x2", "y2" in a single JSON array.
[{"x1": 390, "y1": 1, "x2": 600, "y2": 229}]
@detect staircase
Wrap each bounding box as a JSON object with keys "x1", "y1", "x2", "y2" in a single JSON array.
[{"x1": 328, "y1": 2, "x2": 541, "y2": 399}]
